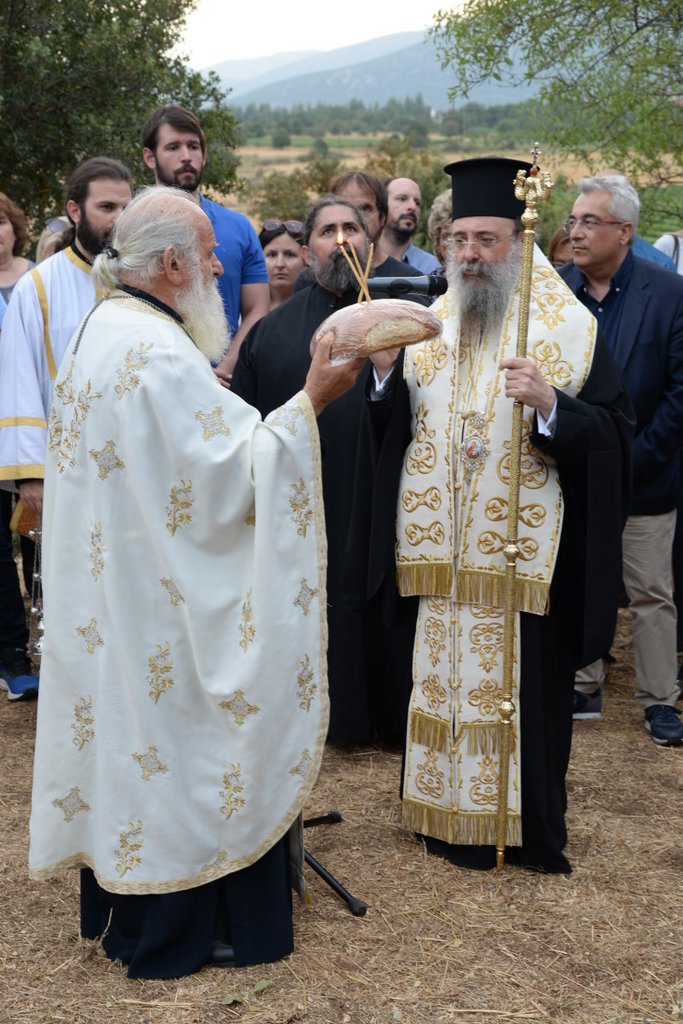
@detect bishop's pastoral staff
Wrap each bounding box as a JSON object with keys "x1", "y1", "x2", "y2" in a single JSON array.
[{"x1": 28, "y1": 187, "x2": 364, "y2": 979}]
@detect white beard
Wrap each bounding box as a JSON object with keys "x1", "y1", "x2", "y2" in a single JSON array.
[{"x1": 177, "y1": 270, "x2": 231, "y2": 364}]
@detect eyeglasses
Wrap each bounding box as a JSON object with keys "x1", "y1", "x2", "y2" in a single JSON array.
[
  {"x1": 450, "y1": 233, "x2": 518, "y2": 252},
  {"x1": 563, "y1": 216, "x2": 625, "y2": 233},
  {"x1": 263, "y1": 219, "x2": 304, "y2": 237}
]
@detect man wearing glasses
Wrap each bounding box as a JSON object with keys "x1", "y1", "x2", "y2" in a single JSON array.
[
  {"x1": 560, "y1": 175, "x2": 683, "y2": 745},
  {"x1": 350, "y1": 157, "x2": 633, "y2": 872}
]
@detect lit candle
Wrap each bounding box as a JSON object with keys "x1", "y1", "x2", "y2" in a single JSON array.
[{"x1": 337, "y1": 231, "x2": 372, "y2": 303}]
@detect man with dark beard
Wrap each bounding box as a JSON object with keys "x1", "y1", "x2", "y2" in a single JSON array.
[
  {"x1": 232, "y1": 197, "x2": 419, "y2": 745},
  {"x1": 349, "y1": 157, "x2": 633, "y2": 872},
  {"x1": 141, "y1": 105, "x2": 269, "y2": 376},
  {"x1": 29, "y1": 186, "x2": 364, "y2": 978},
  {"x1": 0, "y1": 157, "x2": 133, "y2": 518},
  {"x1": 379, "y1": 177, "x2": 441, "y2": 274}
]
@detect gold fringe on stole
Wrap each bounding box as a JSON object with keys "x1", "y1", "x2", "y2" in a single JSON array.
[
  {"x1": 454, "y1": 570, "x2": 550, "y2": 615},
  {"x1": 409, "y1": 709, "x2": 449, "y2": 752},
  {"x1": 397, "y1": 562, "x2": 453, "y2": 597},
  {"x1": 402, "y1": 799, "x2": 522, "y2": 847},
  {"x1": 462, "y1": 722, "x2": 507, "y2": 757}
]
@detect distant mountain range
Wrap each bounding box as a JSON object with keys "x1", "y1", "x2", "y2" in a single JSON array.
[{"x1": 204, "y1": 33, "x2": 539, "y2": 111}]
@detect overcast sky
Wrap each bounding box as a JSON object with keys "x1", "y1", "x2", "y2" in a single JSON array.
[{"x1": 181, "y1": 0, "x2": 447, "y2": 68}]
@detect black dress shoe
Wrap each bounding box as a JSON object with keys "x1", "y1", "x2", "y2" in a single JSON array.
[{"x1": 209, "y1": 940, "x2": 236, "y2": 967}]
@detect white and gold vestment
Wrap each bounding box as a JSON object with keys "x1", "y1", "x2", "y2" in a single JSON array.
[
  {"x1": 29, "y1": 293, "x2": 328, "y2": 894},
  {"x1": 397, "y1": 247, "x2": 597, "y2": 847}
]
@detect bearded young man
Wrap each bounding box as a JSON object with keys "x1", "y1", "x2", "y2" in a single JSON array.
[
  {"x1": 0, "y1": 157, "x2": 133, "y2": 518},
  {"x1": 349, "y1": 157, "x2": 634, "y2": 873},
  {"x1": 232, "y1": 197, "x2": 420, "y2": 745},
  {"x1": 28, "y1": 186, "x2": 363, "y2": 978},
  {"x1": 141, "y1": 104, "x2": 269, "y2": 377}
]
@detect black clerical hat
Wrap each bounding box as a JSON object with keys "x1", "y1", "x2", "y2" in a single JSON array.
[{"x1": 443, "y1": 156, "x2": 533, "y2": 221}]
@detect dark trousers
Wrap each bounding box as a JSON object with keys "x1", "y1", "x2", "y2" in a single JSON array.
[
  {"x1": 0, "y1": 491, "x2": 28, "y2": 650},
  {"x1": 80, "y1": 834, "x2": 294, "y2": 978}
]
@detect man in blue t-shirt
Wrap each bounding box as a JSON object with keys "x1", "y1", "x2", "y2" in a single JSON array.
[{"x1": 142, "y1": 105, "x2": 269, "y2": 378}]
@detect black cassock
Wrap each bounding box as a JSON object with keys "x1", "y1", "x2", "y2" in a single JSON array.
[
  {"x1": 345, "y1": 335, "x2": 634, "y2": 872},
  {"x1": 232, "y1": 281, "x2": 419, "y2": 745}
]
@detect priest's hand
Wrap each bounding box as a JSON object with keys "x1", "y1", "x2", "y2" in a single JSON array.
[
  {"x1": 304, "y1": 334, "x2": 366, "y2": 416},
  {"x1": 369, "y1": 348, "x2": 400, "y2": 382},
  {"x1": 18, "y1": 479, "x2": 44, "y2": 515},
  {"x1": 499, "y1": 357, "x2": 556, "y2": 420}
]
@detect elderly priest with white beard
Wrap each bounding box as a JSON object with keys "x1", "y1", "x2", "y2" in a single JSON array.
[
  {"x1": 28, "y1": 187, "x2": 364, "y2": 978},
  {"x1": 347, "y1": 157, "x2": 634, "y2": 874}
]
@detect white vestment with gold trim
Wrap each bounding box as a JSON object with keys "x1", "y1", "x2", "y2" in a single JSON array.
[
  {"x1": 29, "y1": 293, "x2": 329, "y2": 894},
  {"x1": 397, "y1": 247, "x2": 597, "y2": 847},
  {"x1": 0, "y1": 246, "x2": 93, "y2": 483}
]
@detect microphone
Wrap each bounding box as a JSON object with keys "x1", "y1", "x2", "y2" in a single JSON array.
[{"x1": 366, "y1": 274, "x2": 448, "y2": 298}]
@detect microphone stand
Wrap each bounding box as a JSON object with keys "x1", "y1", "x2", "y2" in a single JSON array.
[{"x1": 303, "y1": 811, "x2": 368, "y2": 916}]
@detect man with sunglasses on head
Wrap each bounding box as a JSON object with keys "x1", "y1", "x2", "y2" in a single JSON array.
[
  {"x1": 141, "y1": 105, "x2": 269, "y2": 379},
  {"x1": 560, "y1": 175, "x2": 683, "y2": 745}
]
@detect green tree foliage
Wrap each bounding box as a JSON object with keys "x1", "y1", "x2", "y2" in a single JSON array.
[
  {"x1": 431, "y1": 0, "x2": 683, "y2": 223},
  {"x1": 0, "y1": 0, "x2": 240, "y2": 227}
]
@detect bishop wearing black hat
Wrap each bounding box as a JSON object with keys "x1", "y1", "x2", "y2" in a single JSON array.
[{"x1": 347, "y1": 156, "x2": 634, "y2": 873}]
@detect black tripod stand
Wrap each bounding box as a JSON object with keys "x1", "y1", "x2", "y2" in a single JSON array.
[{"x1": 303, "y1": 810, "x2": 367, "y2": 916}]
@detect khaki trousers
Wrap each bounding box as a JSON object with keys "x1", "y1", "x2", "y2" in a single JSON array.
[{"x1": 576, "y1": 512, "x2": 679, "y2": 708}]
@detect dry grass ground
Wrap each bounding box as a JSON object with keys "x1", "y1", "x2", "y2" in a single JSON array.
[{"x1": 1, "y1": 610, "x2": 682, "y2": 1024}]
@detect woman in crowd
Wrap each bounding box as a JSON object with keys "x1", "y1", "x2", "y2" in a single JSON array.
[
  {"x1": 427, "y1": 189, "x2": 453, "y2": 273},
  {"x1": 259, "y1": 218, "x2": 305, "y2": 310},
  {"x1": 0, "y1": 193, "x2": 34, "y2": 320},
  {"x1": 547, "y1": 225, "x2": 573, "y2": 268}
]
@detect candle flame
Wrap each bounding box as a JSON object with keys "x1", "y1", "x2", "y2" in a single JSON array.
[{"x1": 337, "y1": 230, "x2": 344, "y2": 246}]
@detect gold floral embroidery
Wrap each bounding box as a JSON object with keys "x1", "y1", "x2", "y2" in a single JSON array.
[
  {"x1": 75, "y1": 618, "x2": 104, "y2": 655},
  {"x1": 415, "y1": 749, "x2": 445, "y2": 799},
  {"x1": 406, "y1": 401, "x2": 437, "y2": 475},
  {"x1": 469, "y1": 622, "x2": 504, "y2": 674},
  {"x1": 160, "y1": 576, "x2": 184, "y2": 606},
  {"x1": 289, "y1": 477, "x2": 313, "y2": 537},
  {"x1": 132, "y1": 745, "x2": 168, "y2": 781},
  {"x1": 195, "y1": 405, "x2": 231, "y2": 441},
  {"x1": 53, "y1": 786, "x2": 90, "y2": 822},
  {"x1": 268, "y1": 405, "x2": 301, "y2": 435},
  {"x1": 71, "y1": 695, "x2": 94, "y2": 749},
  {"x1": 469, "y1": 754, "x2": 499, "y2": 806},
  {"x1": 530, "y1": 265, "x2": 577, "y2": 330},
  {"x1": 424, "y1": 616, "x2": 447, "y2": 668},
  {"x1": 114, "y1": 342, "x2": 153, "y2": 398},
  {"x1": 427, "y1": 596, "x2": 448, "y2": 614},
  {"x1": 294, "y1": 578, "x2": 319, "y2": 616},
  {"x1": 485, "y1": 497, "x2": 547, "y2": 529},
  {"x1": 147, "y1": 641, "x2": 174, "y2": 703},
  {"x1": 532, "y1": 338, "x2": 574, "y2": 389},
  {"x1": 290, "y1": 748, "x2": 313, "y2": 778},
  {"x1": 405, "y1": 521, "x2": 445, "y2": 546},
  {"x1": 412, "y1": 338, "x2": 448, "y2": 386},
  {"x1": 89, "y1": 439, "x2": 125, "y2": 480},
  {"x1": 421, "y1": 673, "x2": 447, "y2": 713},
  {"x1": 498, "y1": 425, "x2": 549, "y2": 490},
  {"x1": 401, "y1": 486, "x2": 442, "y2": 513},
  {"x1": 47, "y1": 406, "x2": 63, "y2": 454},
  {"x1": 468, "y1": 678, "x2": 502, "y2": 717},
  {"x1": 239, "y1": 591, "x2": 256, "y2": 652},
  {"x1": 115, "y1": 820, "x2": 144, "y2": 877},
  {"x1": 244, "y1": 508, "x2": 256, "y2": 526},
  {"x1": 296, "y1": 654, "x2": 316, "y2": 711},
  {"x1": 477, "y1": 531, "x2": 539, "y2": 561},
  {"x1": 220, "y1": 765, "x2": 246, "y2": 819},
  {"x1": 90, "y1": 523, "x2": 104, "y2": 580},
  {"x1": 166, "y1": 479, "x2": 193, "y2": 535},
  {"x1": 220, "y1": 689, "x2": 260, "y2": 725},
  {"x1": 52, "y1": 374, "x2": 103, "y2": 473}
]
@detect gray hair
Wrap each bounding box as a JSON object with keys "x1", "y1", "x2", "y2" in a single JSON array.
[
  {"x1": 577, "y1": 174, "x2": 640, "y2": 235},
  {"x1": 92, "y1": 185, "x2": 200, "y2": 290}
]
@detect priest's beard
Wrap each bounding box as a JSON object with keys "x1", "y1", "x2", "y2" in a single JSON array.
[
  {"x1": 447, "y1": 243, "x2": 521, "y2": 337},
  {"x1": 75, "y1": 209, "x2": 113, "y2": 259},
  {"x1": 308, "y1": 244, "x2": 369, "y2": 294},
  {"x1": 176, "y1": 266, "x2": 231, "y2": 364}
]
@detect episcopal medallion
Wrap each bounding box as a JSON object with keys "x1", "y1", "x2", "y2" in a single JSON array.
[{"x1": 460, "y1": 412, "x2": 490, "y2": 478}]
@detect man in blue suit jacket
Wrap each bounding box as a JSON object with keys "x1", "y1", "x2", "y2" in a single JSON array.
[{"x1": 560, "y1": 174, "x2": 683, "y2": 745}]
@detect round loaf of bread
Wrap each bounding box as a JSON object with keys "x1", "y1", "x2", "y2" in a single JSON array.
[{"x1": 310, "y1": 299, "x2": 442, "y2": 360}]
